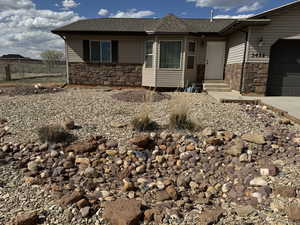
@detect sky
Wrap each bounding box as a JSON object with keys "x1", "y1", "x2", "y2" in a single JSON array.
[{"x1": 0, "y1": 0, "x2": 297, "y2": 58}]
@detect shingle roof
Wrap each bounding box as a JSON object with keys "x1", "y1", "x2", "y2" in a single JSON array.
[{"x1": 52, "y1": 14, "x2": 236, "y2": 34}]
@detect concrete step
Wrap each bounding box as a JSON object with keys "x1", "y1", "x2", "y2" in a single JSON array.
[
  {"x1": 203, "y1": 81, "x2": 231, "y2": 92},
  {"x1": 203, "y1": 80, "x2": 225, "y2": 83},
  {"x1": 205, "y1": 88, "x2": 232, "y2": 92},
  {"x1": 203, "y1": 84, "x2": 229, "y2": 88}
]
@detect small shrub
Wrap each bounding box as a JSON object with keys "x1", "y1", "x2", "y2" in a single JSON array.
[
  {"x1": 131, "y1": 113, "x2": 158, "y2": 132},
  {"x1": 37, "y1": 125, "x2": 72, "y2": 143},
  {"x1": 168, "y1": 93, "x2": 197, "y2": 130}
]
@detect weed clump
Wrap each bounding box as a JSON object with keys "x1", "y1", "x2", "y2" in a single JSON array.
[
  {"x1": 168, "y1": 93, "x2": 197, "y2": 130},
  {"x1": 37, "y1": 125, "x2": 72, "y2": 143}
]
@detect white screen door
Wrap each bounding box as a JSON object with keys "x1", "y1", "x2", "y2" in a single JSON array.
[{"x1": 205, "y1": 41, "x2": 226, "y2": 80}]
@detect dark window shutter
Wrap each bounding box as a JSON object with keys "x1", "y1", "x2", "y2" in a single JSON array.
[
  {"x1": 83, "y1": 40, "x2": 90, "y2": 62},
  {"x1": 112, "y1": 40, "x2": 119, "y2": 63}
]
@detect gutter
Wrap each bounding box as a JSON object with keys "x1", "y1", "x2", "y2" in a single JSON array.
[{"x1": 240, "y1": 30, "x2": 249, "y2": 93}]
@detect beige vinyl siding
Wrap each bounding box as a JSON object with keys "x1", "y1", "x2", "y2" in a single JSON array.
[
  {"x1": 156, "y1": 37, "x2": 185, "y2": 88},
  {"x1": 226, "y1": 31, "x2": 246, "y2": 65},
  {"x1": 67, "y1": 39, "x2": 84, "y2": 63},
  {"x1": 247, "y1": 4, "x2": 300, "y2": 63},
  {"x1": 119, "y1": 40, "x2": 144, "y2": 64},
  {"x1": 65, "y1": 35, "x2": 145, "y2": 63}
]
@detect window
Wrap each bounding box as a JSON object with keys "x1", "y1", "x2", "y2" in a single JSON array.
[
  {"x1": 90, "y1": 40, "x2": 112, "y2": 63},
  {"x1": 159, "y1": 41, "x2": 182, "y2": 69},
  {"x1": 187, "y1": 41, "x2": 196, "y2": 69},
  {"x1": 145, "y1": 40, "x2": 153, "y2": 68}
]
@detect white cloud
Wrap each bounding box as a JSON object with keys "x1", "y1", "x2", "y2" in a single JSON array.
[
  {"x1": 186, "y1": 0, "x2": 265, "y2": 12},
  {"x1": 98, "y1": 8, "x2": 109, "y2": 17},
  {"x1": 237, "y1": 2, "x2": 262, "y2": 13},
  {"x1": 62, "y1": 0, "x2": 80, "y2": 10},
  {"x1": 0, "y1": 0, "x2": 83, "y2": 59},
  {"x1": 110, "y1": 9, "x2": 155, "y2": 18},
  {"x1": 0, "y1": 0, "x2": 34, "y2": 11},
  {"x1": 214, "y1": 14, "x2": 254, "y2": 19}
]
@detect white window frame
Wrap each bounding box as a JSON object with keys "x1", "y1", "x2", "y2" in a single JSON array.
[
  {"x1": 144, "y1": 40, "x2": 154, "y2": 68},
  {"x1": 89, "y1": 40, "x2": 112, "y2": 63},
  {"x1": 187, "y1": 41, "x2": 196, "y2": 70},
  {"x1": 159, "y1": 40, "x2": 183, "y2": 70}
]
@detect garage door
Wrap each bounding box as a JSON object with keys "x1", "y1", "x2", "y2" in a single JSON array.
[{"x1": 267, "y1": 40, "x2": 300, "y2": 96}]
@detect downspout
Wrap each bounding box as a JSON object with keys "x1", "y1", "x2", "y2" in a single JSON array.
[
  {"x1": 240, "y1": 30, "x2": 249, "y2": 93},
  {"x1": 59, "y1": 35, "x2": 69, "y2": 85}
]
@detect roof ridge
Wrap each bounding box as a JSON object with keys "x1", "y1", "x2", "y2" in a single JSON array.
[{"x1": 152, "y1": 14, "x2": 191, "y2": 32}]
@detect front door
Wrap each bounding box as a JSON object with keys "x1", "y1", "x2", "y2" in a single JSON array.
[{"x1": 205, "y1": 41, "x2": 226, "y2": 80}]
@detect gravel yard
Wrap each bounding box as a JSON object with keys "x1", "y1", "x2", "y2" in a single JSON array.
[
  {"x1": 0, "y1": 88, "x2": 300, "y2": 225},
  {"x1": 0, "y1": 88, "x2": 290, "y2": 144}
]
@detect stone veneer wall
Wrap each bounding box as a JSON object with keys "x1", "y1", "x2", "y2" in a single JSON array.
[
  {"x1": 224, "y1": 63, "x2": 242, "y2": 91},
  {"x1": 69, "y1": 62, "x2": 143, "y2": 86},
  {"x1": 243, "y1": 63, "x2": 269, "y2": 94},
  {"x1": 224, "y1": 63, "x2": 269, "y2": 94}
]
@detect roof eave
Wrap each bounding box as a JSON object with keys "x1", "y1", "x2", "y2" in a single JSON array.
[{"x1": 219, "y1": 19, "x2": 271, "y2": 35}]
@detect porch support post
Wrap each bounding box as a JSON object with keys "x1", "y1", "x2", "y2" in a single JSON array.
[
  {"x1": 154, "y1": 36, "x2": 158, "y2": 87},
  {"x1": 182, "y1": 36, "x2": 187, "y2": 88}
]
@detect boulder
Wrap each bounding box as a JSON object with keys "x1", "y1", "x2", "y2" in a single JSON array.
[
  {"x1": 103, "y1": 199, "x2": 142, "y2": 225},
  {"x1": 273, "y1": 186, "x2": 297, "y2": 198},
  {"x1": 242, "y1": 133, "x2": 265, "y2": 144},
  {"x1": 226, "y1": 139, "x2": 244, "y2": 156},
  {"x1": 13, "y1": 212, "x2": 38, "y2": 225},
  {"x1": 249, "y1": 177, "x2": 268, "y2": 186},
  {"x1": 59, "y1": 191, "x2": 83, "y2": 206},
  {"x1": 65, "y1": 141, "x2": 97, "y2": 153},
  {"x1": 129, "y1": 135, "x2": 151, "y2": 148},
  {"x1": 197, "y1": 209, "x2": 224, "y2": 225},
  {"x1": 287, "y1": 204, "x2": 300, "y2": 222}
]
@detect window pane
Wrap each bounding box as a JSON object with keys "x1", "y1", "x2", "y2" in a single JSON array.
[
  {"x1": 160, "y1": 41, "x2": 181, "y2": 69},
  {"x1": 101, "y1": 41, "x2": 111, "y2": 63},
  {"x1": 145, "y1": 55, "x2": 153, "y2": 68},
  {"x1": 189, "y1": 42, "x2": 196, "y2": 53},
  {"x1": 187, "y1": 56, "x2": 194, "y2": 69},
  {"x1": 146, "y1": 41, "x2": 153, "y2": 54},
  {"x1": 91, "y1": 41, "x2": 100, "y2": 61}
]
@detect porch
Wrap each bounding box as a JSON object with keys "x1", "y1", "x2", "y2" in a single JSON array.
[{"x1": 141, "y1": 36, "x2": 229, "y2": 89}]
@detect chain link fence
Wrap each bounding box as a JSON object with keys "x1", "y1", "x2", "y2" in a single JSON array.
[{"x1": 0, "y1": 59, "x2": 66, "y2": 84}]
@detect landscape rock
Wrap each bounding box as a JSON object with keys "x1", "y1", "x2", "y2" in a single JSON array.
[
  {"x1": 65, "y1": 141, "x2": 97, "y2": 153},
  {"x1": 80, "y1": 206, "x2": 90, "y2": 218},
  {"x1": 235, "y1": 205, "x2": 255, "y2": 217},
  {"x1": 273, "y1": 186, "x2": 297, "y2": 198},
  {"x1": 59, "y1": 191, "x2": 83, "y2": 206},
  {"x1": 13, "y1": 211, "x2": 38, "y2": 225},
  {"x1": 242, "y1": 133, "x2": 265, "y2": 144},
  {"x1": 103, "y1": 199, "x2": 142, "y2": 225},
  {"x1": 260, "y1": 165, "x2": 278, "y2": 176},
  {"x1": 129, "y1": 135, "x2": 151, "y2": 148},
  {"x1": 287, "y1": 204, "x2": 300, "y2": 222},
  {"x1": 197, "y1": 209, "x2": 224, "y2": 225},
  {"x1": 250, "y1": 177, "x2": 268, "y2": 186},
  {"x1": 226, "y1": 139, "x2": 244, "y2": 156}
]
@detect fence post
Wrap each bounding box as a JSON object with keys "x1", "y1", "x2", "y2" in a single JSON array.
[{"x1": 5, "y1": 64, "x2": 11, "y2": 81}]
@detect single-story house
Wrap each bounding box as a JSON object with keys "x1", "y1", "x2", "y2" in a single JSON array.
[{"x1": 52, "y1": 0, "x2": 300, "y2": 96}]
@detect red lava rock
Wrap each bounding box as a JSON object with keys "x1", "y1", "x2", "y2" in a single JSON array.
[
  {"x1": 103, "y1": 199, "x2": 142, "y2": 225},
  {"x1": 65, "y1": 141, "x2": 97, "y2": 153},
  {"x1": 13, "y1": 211, "x2": 38, "y2": 225},
  {"x1": 59, "y1": 191, "x2": 83, "y2": 206},
  {"x1": 287, "y1": 204, "x2": 300, "y2": 222}
]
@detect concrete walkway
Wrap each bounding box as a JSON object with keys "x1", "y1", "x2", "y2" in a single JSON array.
[{"x1": 208, "y1": 91, "x2": 300, "y2": 121}]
